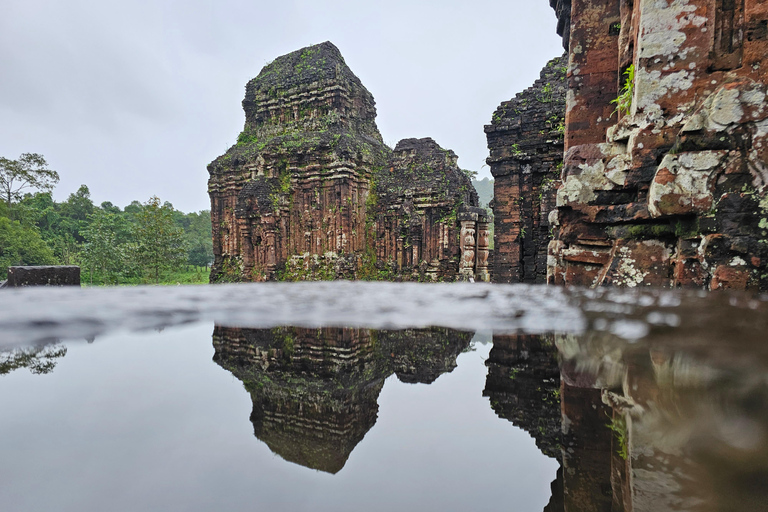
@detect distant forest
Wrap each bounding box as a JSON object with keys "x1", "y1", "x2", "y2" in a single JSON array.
[
  {"x1": 472, "y1": 178, "x2": 493, "y2": 208},
  {"x1": 1, "y1": 184, "x2": 212, "y2": 285}
]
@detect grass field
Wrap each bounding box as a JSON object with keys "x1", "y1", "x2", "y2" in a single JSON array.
[{"x1": 81, "y1": 267, "x2": 210, "y2": 286}]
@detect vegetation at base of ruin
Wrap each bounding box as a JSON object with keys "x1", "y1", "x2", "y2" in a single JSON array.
[
  {"x1": 276, "y1": 254, "x2": 339, "y2": 282},
  {"x1": 611, "y1": 64, "x2": 635, "y2": 117},
  {"x1": 216, "y1": 256, "x2": 244, "y2": 283},
  {"x1": 606, "y1": 414, "x2": 629, "y2": 460},
  {"x1": 357, "y1": 238, "x2": 397, "y2": 281},
  {"x1": 0, "y1": 161, "x2": 213, "y2": 283}
]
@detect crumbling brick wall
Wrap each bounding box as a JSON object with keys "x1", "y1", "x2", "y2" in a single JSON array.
[
  {"x1": 371, "y1": 138, "x2": 488, "y2": 281},
  {"x1": 486, "y1": 56, "x2": 567, "y2": 283}
]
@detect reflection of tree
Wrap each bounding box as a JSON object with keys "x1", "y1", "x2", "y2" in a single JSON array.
[
  {"x1": 212, "y1": 326, "x2": 472, "y2": 473},
  {"x1": 0, "y1": 344, "x2": 67, "y2": 375}
]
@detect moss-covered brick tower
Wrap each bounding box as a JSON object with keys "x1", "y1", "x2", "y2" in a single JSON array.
[
  {"x1": 371, "y1": 137, "x2": 487, "y2": 281},
  {"x1": 208, "y1": 42, "x2": 489, "y2": 282},
  {"x1": 207, "y1": 41, "x2": 390, "y2": 282}
]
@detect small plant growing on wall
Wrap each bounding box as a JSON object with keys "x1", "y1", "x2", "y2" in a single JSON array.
[{"x1": 611, "y1": 64, "x2": 635, "y2": 117}]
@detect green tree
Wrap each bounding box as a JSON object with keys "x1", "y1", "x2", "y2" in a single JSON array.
[
  {"x1": 99, "y1": 201, "x2": 122, "y2": 214},
  {"x1": 16, "y1": 192, "x2": 59, "y2": 234},
  {"x1": 0, "y1": 153, "x2": 59, "y2": 218},
  {"x1": 175, "y1": 210, "x2": 213, "y2": 268},
  {"x1": 82, "y1": 209, "x2": 131, "y2": 284},
  {"x1": 0, "y1": 217, "x2": 56, "y2": 279},
  {"x1": 124, "y1": 200, "x2": 143, "y2": 216},
  {"x1": 58, "y1": 184, "x2": 95, "y2": 242},
  {"x1": 131, "y1": 196, "x2": 187, "y2": 283}
]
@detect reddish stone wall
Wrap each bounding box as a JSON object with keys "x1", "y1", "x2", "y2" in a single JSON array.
[
  {"x1": 548, "y1": 0, "x2": 768, "y2": 291},
  {"x1": 486, "y1": 56, "x2": 567, "y2": 283}
]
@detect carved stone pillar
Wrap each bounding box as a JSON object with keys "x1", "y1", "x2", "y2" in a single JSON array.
[
  {"x1": 476, "y1": 221, "x2": 490, "y2": 282},
  {"x1": 412, "y1": 236, "x2": 421, "y2": 269},
  {"x1": 459, "y1": 220, "x2": 476, "y2": 279},
  {"x1": 396, "y1": 237, "x2": 405, "y2": 271},
  {"x1": 265, "y1": 225, "x2": 277, "y2": 272}
]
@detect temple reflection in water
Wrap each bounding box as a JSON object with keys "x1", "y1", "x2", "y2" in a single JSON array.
[
  {"x1": 212, "y1": 323, "x2": 768, "y2": 511},
  {"x1": 212, "y1": 326, "x2": 472, "y2": 473}
]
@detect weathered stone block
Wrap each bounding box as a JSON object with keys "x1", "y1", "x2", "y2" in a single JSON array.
[
  {"x1": 648, "y1": 151, "x2": 725, "y2": 217},
  {"x1": 6, "y1": 266, "x2": 81, "y2": 287}
]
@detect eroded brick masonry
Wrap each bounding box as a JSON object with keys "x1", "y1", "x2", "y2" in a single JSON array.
[
  {"x1": 546, "y1": 0, "x2": 768, "y2": 290},
  {"x1": 486, "y1": 56, "x2": 567, "y2": 283}
]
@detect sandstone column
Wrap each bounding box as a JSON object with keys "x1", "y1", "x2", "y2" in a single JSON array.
[
  {"x1": 476, "y1": 221, "x2": 491, "y2": 282},
  {"x1": 459, "y1": 220, "x2": 476, "y2": 279}
]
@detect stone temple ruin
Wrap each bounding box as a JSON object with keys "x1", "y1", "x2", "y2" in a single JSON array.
[
  {"x1": 486, "y1": 0, "x2": 768, "y2": 291},
  {"x1": 486, "y1": 55, "x2": 567, "y2": 284},
  {"x1": 208, "y1": 42, "x2": 488, "y2": 282},
  {"x1": 211, "y1": 0, "x2": 768, "y2": 291},
  {"x1": 211, "y1": 326, "x2": 471, "y2": 473},
  {"x1": 544, "y1": 0, "x2": 768, "y2": 290}
]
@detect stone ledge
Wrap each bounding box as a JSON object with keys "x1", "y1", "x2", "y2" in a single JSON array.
[{"x1": 6, "y1": 266, "x2": 81, "y2": 287}]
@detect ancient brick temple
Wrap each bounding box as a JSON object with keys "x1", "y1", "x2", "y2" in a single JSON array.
[
  {"x1": 372, "y1": 138, "x2": 489, "y2": 281},
  {"x1": 486, "y1": 56, "x2": 567, "y2": 283},
  {"x1": 545, "y1": 0, "x2": 768, "y2": 290},
  {"x1": 208, "y1": 42, "x2": 488, "y2": 282}
]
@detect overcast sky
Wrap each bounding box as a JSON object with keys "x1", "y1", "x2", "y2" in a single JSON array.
[{"x1": 0, "y1": 1, "x2": 563, "y2": 213}]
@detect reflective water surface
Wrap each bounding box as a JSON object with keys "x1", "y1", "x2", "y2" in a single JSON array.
[{"x1": 1, "y1": 283, "x2": 767, "y2": 511}]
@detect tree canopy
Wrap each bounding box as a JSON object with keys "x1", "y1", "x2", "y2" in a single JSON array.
[
  {"x1": 0, "y1": 155, "x2": 212, "y2": 283},
  {"x1": 0, "y1": 153, "x2": 59, "y2": 215},
  {"x1": 131, "y1": 196, "x2": 188, "y2": 283}
]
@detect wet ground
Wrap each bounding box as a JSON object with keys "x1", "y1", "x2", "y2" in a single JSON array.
[{"x1": 1, "y1": 282, "x2": 767, "y2": 511}]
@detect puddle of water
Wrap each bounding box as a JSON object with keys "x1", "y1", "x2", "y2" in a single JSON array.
[
  {"x1": 0, "y1": 325, "x2": 556, "y2": 512},
  {"x1": 1, "y1": 282, "x2": 767, "y2": 511}
]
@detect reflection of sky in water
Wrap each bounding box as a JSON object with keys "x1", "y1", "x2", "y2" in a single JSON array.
[{"x1": 0, "y1": 325, "x2": 557, "y2": 512}]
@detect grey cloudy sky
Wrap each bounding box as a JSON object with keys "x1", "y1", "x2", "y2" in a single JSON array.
[{"x1": 0, "y1": 0, "x2": 563, "y2": 213}]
